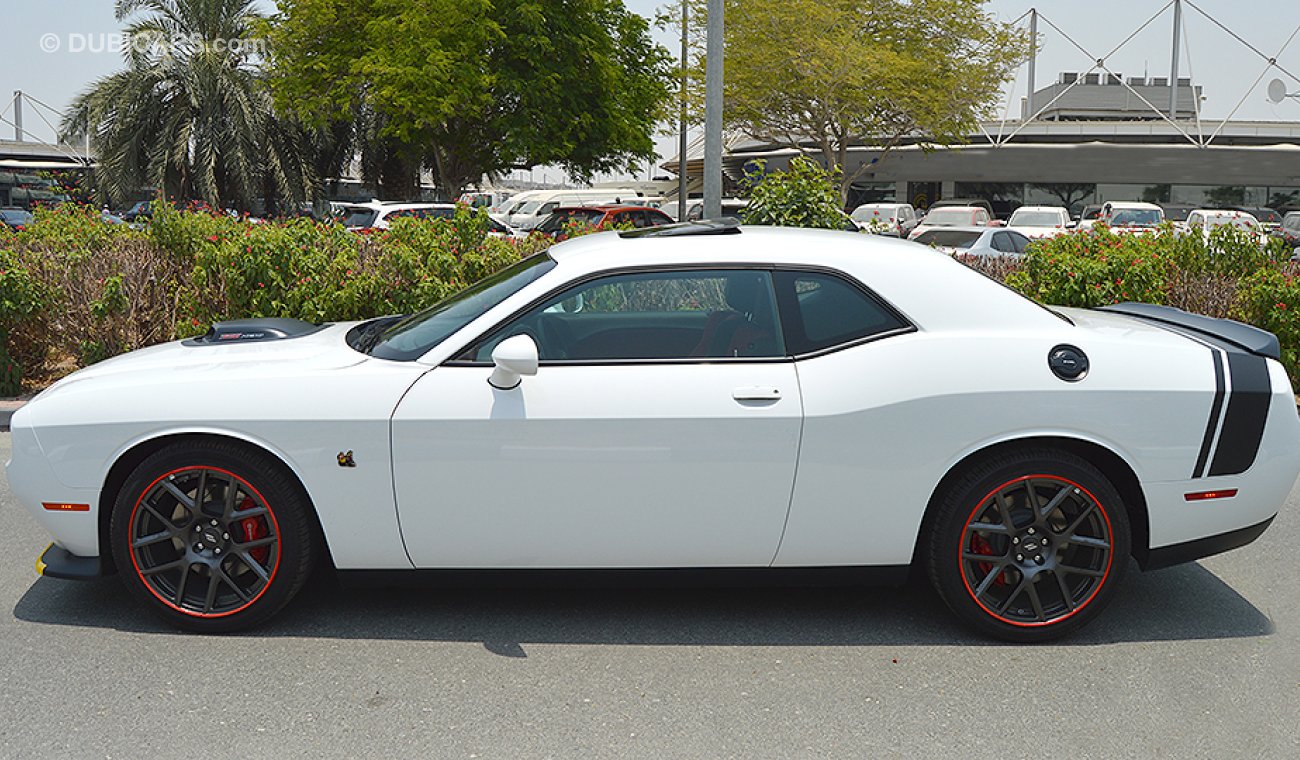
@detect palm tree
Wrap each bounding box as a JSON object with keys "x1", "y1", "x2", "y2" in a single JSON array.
[{"x1": 62, "y1": 0, "x2": 316, "y2": 212}]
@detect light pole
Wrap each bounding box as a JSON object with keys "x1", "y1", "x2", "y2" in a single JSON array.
[
  {"x1": 677, "y1": 0, "x2": 689, "y2": 222},
  {"x1": 703, "y1": 0, "x2": 723, "y2": 220}
]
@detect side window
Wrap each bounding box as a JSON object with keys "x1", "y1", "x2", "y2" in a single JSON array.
[
  {"x1": 992, "y1": 232, "x2": 1015, "y2": 253},
  {"x1": 1009, "y1": 232, "x2": 1030, "y2": 254},
  {"x1": 775, "y1": 271, "x2": 910, "y2": 355},
  {"x1": 465, "y1": 270, "x2": 785, "y2": 362}
]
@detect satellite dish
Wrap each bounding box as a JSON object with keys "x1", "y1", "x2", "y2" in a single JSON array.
[{"x1": 1267, "y1": 78, "x2": 1289, "y2": 104}]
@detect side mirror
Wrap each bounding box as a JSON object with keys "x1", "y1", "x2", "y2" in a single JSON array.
[{"x1": 488, "y1": 334, "x2": 539, "y2": 390}]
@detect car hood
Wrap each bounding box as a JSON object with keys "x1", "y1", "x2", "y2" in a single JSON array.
[{"x1": 35, "y1": 321, "x2": 366, "y2": 399}]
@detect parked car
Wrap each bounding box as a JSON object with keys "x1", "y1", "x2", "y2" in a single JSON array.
[
  {"x1": 1159, "y1": 203, "x2": 1197, "y2": 224},
  {"x1": 533, "y1": 205, "x2": 674, "y2": 238},
  {"x1": 1227, "y1": 206, "x2": 1282, "y2": 235},
  {"x1": 1278, "y1": 211, "x2": 1300, "y2": 249},
  {"x1": 508, "y1": 191, "x2": 636, "y2": 231},
  {"x1": 908, "y1": 206, "x2": 992, "y2": 239},
  {"x1": 120, "y1": 200, "x2": 155, "y2": 222},
  {"x1": 0, "y1": 206, "x2": 33, "y2": 231},
  {"x1": 1185, "y1": 209, "x2": 1261, "y2": 243},
  {"x1": 912, "y1": 226, "x2": 1030, "y2": 257},
  {"x1": 683, "y1": 198, "x2": 749, "y2": 223},
  {"x1": 457, "y1": 190, "x2": 514, "y2": 215},
  {"x1": 1100, "y1": 201, "x2": 1164, "y2": 232},
  {"x1": 17, "y1": 220, "x2": 1298, "y2": 641},
  {"x1": 929, "y1": 198, "x2": 995, "y2": 218},
  {"x1": 850, "y1": 203, "x2": 919, "y2": 237},
  {"x1": 339, "y1": 202, "x2": 457, "y2": 232},
  {"x1": 1007, "y1": 206, "x2": 1072, "y2": 239},
  {"x1": 1075, "y1": 204, "x2": 1105, "y2": 231}
]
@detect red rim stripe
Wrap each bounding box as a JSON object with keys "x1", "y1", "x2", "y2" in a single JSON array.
[{"x1": 128, "y1": 466, "x2": 281, "y2": 619}]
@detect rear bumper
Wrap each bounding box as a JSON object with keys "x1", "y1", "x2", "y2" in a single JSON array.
[
  {"x1": 1142, "y1": 515, "x2": 1275, "y2": 570},
  {"x1": 36, "y1": 543, "x2": 103, "y2": 580}
]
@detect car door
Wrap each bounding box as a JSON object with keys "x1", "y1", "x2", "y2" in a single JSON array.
[{"x1": 391, "y1": 268, "x2": 803, "y2": 568}]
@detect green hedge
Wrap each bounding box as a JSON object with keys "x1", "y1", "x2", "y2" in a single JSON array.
[
  {"x1": 0, "y1": 203, "x2": 549, "y2": 390},
  {"x1": 1004, "y1": 222, "x2": 1300, "y2": 380}
]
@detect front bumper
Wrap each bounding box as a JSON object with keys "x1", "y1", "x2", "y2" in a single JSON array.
[{"x1": 36, "y1": 543, "x2": 103, "y2": 580}]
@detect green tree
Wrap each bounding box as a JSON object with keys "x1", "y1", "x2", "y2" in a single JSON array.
[
  {"x1": 741, "y1": 157, "x2": 846, "y2": 229},
  {"x1": 62, "y1": 0, "x2": 317, "y2": 212},
  {"x1": 269, "y1": 0, "x2": 673, "y2": 198},
  {"x1": 675, "y1": 0, "x2": 1029, "y2": 203}
]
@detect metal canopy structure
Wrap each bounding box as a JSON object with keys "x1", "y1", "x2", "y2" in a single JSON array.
[{"x1": 663, "y1": 1, "x2": 1300, "y2": 212}]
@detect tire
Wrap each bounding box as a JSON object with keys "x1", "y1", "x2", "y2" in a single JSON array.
[
  {"x1": 925, "y1": 448, "x2": 1130, "y2": 642},
  {"x1": 109, "y1": 439, "x2": 318, "y2": 633}
]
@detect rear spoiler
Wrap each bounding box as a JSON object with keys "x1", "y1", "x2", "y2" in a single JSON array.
[{"x1": 1098, "y1": 303, "x2": 1280, "y2": 360}]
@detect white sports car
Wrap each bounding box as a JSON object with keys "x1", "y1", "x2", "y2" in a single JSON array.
[{"x1": 10, "y1": 221, "x2": 1299, "y2": 641}]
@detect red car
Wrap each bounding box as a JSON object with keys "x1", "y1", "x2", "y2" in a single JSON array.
[{"x1": 534, "y1": 205, "x2": 674, "y2": 238}]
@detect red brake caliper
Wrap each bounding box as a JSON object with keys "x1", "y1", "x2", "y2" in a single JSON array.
[
  {"x1": 969, "y1": 533, "x2": 1007, "y2": 586},
  {"x1": 237, "y1": 496, "x2": 270, "y2": 565}
]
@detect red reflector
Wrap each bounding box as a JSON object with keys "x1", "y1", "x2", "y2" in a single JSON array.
[
  {"x1": 42, "y1": 502, "x2": 90, "y2": 512},
  {"x1": 1184, "y1": 489, "x2": 1238, "y2": 502}
]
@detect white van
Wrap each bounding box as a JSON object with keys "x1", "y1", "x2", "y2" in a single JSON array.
[
  {"x1": 508, "y1": 189, "x2": 646, "y2": 230},
  {"x1": 494, "y1": 190, "x2": 546, "y2": 224}
]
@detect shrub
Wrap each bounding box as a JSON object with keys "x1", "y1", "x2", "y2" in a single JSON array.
[
  {"x1": 741, "y1": 157, "x2": 847, "y2": 229},
  {"x1": 1008, "y1": 226, "x2": 1168, "y2": 307},
  {"x1": 0, "y1": 203, "x2": 550, "y2": 390},
  {"x1": 1236, "y1": 265, "x2": 1300, "y2": 381}
]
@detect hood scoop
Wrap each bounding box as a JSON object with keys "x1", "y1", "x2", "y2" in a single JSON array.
[{"x1": 185, "y1": 318, "x2": 327, "y2": 346}]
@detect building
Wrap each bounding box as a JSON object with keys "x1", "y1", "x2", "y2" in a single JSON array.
[
  {"x1": 0, "y1": 138, "x2": 88, "y2": 207},
  {"x1": 666, "y1": 89, "x2": 1300, "y2": 217}
]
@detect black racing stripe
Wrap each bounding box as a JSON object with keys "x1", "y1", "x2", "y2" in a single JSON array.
[
  {"x1": 1209, "y1": 351, "x2": 1272, "y2": 477},
  {"x1": 1192, "y1": 351, "x2": 1226, "y2": 479}
]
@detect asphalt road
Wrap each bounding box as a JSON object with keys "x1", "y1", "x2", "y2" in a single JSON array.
[{"x1": 1, "y1": 432, "x2": 1297, "y2": 759}]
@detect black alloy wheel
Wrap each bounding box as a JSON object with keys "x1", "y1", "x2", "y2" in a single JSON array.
[
  {"x1": 111, "y1": 440, "x2": 317, "y2": 632},
  {"x1": 926, "y1": 448, "x2": 1131, "y2": 642}
]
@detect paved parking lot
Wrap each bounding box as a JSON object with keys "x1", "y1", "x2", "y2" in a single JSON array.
[{"x1": 1, "y1": 431, "x2": 1297, "y2": 759}]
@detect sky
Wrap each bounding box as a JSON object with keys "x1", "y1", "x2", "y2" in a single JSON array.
[{"x1": 2, "y1": 1, "x2": 1298, "y2": 179}]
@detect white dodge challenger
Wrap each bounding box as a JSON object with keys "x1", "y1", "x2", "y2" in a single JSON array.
[{"x1": 9, "y1": 221, "x2": 1299, "y2": 641}]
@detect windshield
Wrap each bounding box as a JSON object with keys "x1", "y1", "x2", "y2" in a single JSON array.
[
  {"x1": 536, "y1": 208, "x2": 604, "y2": 233},
  {"x1": 914, "y1": 229, "x2": 982, "y2": 248},
  {"x1": 852, "y1": 206, "x2": 897, "y2": 222},
  {"x1": 517, "y1": 200, "x2": 544, "y2": 215},
  {"x1": 369, "y1": 254, "x2": 557, "y2": 361},
  {"x1": 924, "y1": 208, "x2": 978, "y2": 226},
  {"x1": 342, "y1": 207, "x2": 378, "y2": 228},
  {"x1": 1107, "y1": 208, "x2": 1162, "y2": 226},
  {"x1": 1010, "y1": 211, "x2": 1064, "y2": 227},
  {"x1": 1198, "y1": 213, "x2": 1256, "y2": 228}
]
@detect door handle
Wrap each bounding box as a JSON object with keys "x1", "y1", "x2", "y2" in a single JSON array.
[{"x1": 733, "y1": 386, "x2": 782, "y2": 401}]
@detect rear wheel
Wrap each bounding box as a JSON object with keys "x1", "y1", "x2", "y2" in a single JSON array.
[
  {"x1": 109, "y1": 440, "x2": 317, "y2": 632},
  {"x1": 926, "y1": 448, "x2": 1130, "y2": 642}
]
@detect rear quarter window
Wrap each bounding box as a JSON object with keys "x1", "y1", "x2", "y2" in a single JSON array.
[{"x1": 775, "y1": 271, "x2": 911, "y2": 355}]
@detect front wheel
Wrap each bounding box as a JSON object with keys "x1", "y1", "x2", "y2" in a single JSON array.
[
  {"x1": 926, "y1": 449, "x2": 1131, "y2": 642},
  {"x1": 109, "y1": 440, "x2": 318, "y2": 632}
]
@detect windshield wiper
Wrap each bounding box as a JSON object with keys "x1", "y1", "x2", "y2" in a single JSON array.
[{"x1": 354, "y1": 315, "x2": 407, "y2": 354}]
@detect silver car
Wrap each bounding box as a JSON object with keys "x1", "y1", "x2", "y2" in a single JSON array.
[{"x1": 911, "y1": 226, "x2": 1030, "y2": 258}]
